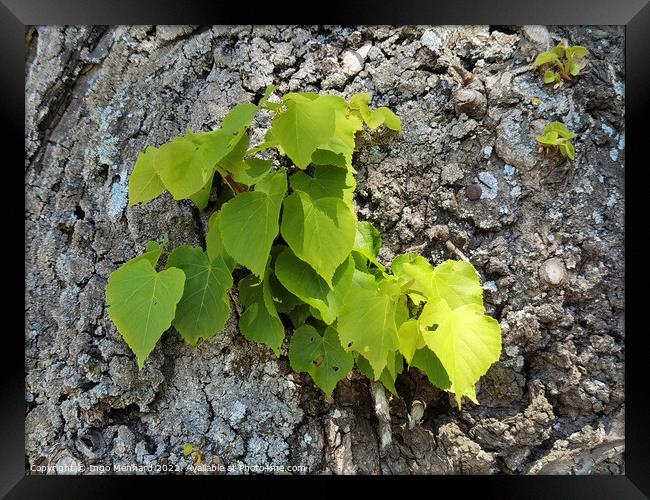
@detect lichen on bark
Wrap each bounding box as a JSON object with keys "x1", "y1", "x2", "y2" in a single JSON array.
[{"x1": 25, "y1": 24, "x2": 625, "y2": 475}]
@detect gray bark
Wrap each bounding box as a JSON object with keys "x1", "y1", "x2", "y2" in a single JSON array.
[{"x1": 25, "y1": 25, "x2": 625, "y2": 475}]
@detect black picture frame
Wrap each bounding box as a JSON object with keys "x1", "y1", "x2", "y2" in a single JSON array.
[{"x1": 7, "y1": 1, "x2": 647, "y2": 497}]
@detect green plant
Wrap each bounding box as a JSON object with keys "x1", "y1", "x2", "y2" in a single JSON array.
[
  {"x1": 105, "y1": 86, "x2": 502, "y2": 408},
  {"x1": 535, "y1": 121, "x2": 577, "y2": 160},
  {"x1": 182, "y1": 443, "x2": 204, "y2": 464},
  {"x1": 533, "y1": 41, "x2": 588, "y2": 88}
]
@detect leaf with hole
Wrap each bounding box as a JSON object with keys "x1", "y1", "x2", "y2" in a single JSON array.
[
  {"x1": 419, "y1": 298, "x2": 501, "y2": 408},
  {"x1": 392, "y1": 255, "x2": 483, "y2": 309},
  {"x1": 289, "y1": 325, "x2": 353, "y2": 397}
]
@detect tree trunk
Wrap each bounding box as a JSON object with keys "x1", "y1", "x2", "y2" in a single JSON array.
[{"x1": 25, "y1": 25, "x2": 625, "y2": 475}]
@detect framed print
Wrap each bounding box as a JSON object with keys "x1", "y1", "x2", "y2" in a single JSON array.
[{"x1": 5, "y1": 0, "x2": 648, "y2": 497}]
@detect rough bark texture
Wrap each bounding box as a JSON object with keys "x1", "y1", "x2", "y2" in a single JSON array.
[{"x1": 25, "y1": 25, "x2": 625, "y2": 475}]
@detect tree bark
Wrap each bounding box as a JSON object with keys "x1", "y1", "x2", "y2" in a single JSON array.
[{"x1": 25, "y1": 25, "x2": 625, "y2": 475}]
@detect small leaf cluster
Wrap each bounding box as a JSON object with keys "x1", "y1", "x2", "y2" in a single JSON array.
[
  {"x1": 535, "y1": 121, "x2": 577, "y2": 160},
  {"x1": 105, "y1": 87, "x2": 502, "y2": 408},
  {"x1": 182, "y1": 443, "x2": 204, "y2": 465},
  {"x1": 533, "y1": 41, "x2": 588, "y2": 88}
]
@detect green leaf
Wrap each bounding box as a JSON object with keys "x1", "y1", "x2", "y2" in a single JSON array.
[
  {"x1": 269, "y1": 95, "x2": 336, "y2": 168},
  {"x1": 543, "y1": 70, "x2": 559, "y2": 84},
  {"x1": 533, "y1": 51, "x2": 559, "y2": 67},
  {"x1": 395, "y1": 294, "x2": 409, "y2": 328},
  {"x1": 218, "y1": 133, "x2": 272, "y2": 185},
  {"x1": 290, "y1": 166, "x2": 355, "y2": 206},
  {"x1": 259, "y1": 84, "x2": 279, "y2": 110},
  {"x1": 106, "y1": 259, "x2": 185, "y2": 368},
  {"x1": 391, "y1": 255, "x2": 483, "y2": 308},
  {"x1": 356, "y1": 351, "x2": 402, "y2": 396},
  {"x1": 350, "y1": 93, "x2": 381, "y2": 128},
  {"x1": 567, "y1": 45, "x2": 588, "y2": 59},
  {"x1": 567, "y1": 59, "x2": 581, "y2": 76},
  {"x1": 289, "y1": 325, "x2": 353, "y2": 397},
  {"x1": 311, "y1": 148, "x2": 348, "y2": 169},
  {"x1": 246, "y1": 139, "x2": 279, "y2": 156},
  {"x1": 349, "y1": 93, "x2": 402, "y2": 133},
  {"x1": 337, "y1": 286, "x2": 400, "y2": 378},
  {"x1": 166, "y1": 245, "x2": 233, "y2": 346},
  {"x1": 219, "y1": 103, "x2": 258, "y2": 135},
  {"x1": 128, "y1": 146, "x2": 165, "y2": 206},
  {"x1": 274, "y1": 247, "x2": 354, "y2": 324},
  {"x1": 551, "y1": 43, "x2": 566, "y2": 58},
  {"x1": 430, "y1": 259, "x2": 484, "y2": 309},
  {"x1": 397, "y1": 319, "x2": 425, "y2": 364},
  {"x1": 377, "y1": 274, "x2": 404, "y2": 299},
  {"x1": 391, "y1": 254, "x2": 432, "y2": 304},
  {"x1": 219, "y1": 170, "x2": 287, "y2": 277},
  {"x1": 544, "y1": 121, "x2": 576, "y2": 139},
  {"x1": 286, "y1": 303, "x2": 312, "y2": 328},
  {"x1": 536, "y1": 134, "x2": 560, "y2": 146},
  {"x1": 131, "y1": 239, "x2": 168, "y2": 268},
  {"x1": 216, "y1": 131, "x2": 250, "y2": 174},
  {"x1": 353, "y1": 221, "x2": 384, "y2": 271},
  {"x1": 281, "y1": 190, "x2": 356, "y2": 286},
  {"x1": 564, "y1": 140, "x2": 575, "y2": 160},
  {"x1": 188, "y1": 171, "x2": 214, "y2": 211},
  {"x1": 206, "y1": 211, "x2": 236, "y2": 273},
  {"x1": 238, "y1": 266, "x2": 285, "y2": 355},
  {"x1": 385, "y1": 349, "x2": 404, "y2": 381},
  {"x1": 410, "y1": 347, "x2": 451, "y2": 390},
  {"x1": 318, "y1": 107, "x2": 364, "y2": 168},
  {"x1": 349, "y1": 92, "x2": 372, "y2": 109},
  {"x1": 154, "y1": 103, "x2": 256, "y2": 201},
  {"x1": 195, "y1": 129, "x2": 246, "y2": 167},
  {"x1": 351, "y1": 268, "x2": 378, "y2": 290},
  {"x1": 231, "y1": 158, "x2": 272, "y2": 186},
  {"x1": 376, "y1": 107, "x2": 402, "y2": 132},
  {"x1": 284, "y1": 92, "x2": 320, "y2": 102},
  {"x1": 153, "y1": 133, "x2": 214, "y2": 200},
  {"x1": 267, "y1": 272, "x2": 303, "y2": 315},
  {"x1": 284, "y1": 93, "x2": 363, "y2": 170},
  {"x1": 419, "y1": 298, "x2": 501, "y2": 408}
]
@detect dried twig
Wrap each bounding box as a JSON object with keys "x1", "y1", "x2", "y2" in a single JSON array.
[
  {"x1": 403, "y1": 241, "x2": 428, "y2": 253},
  {"x1": 370, "y1": 381, "x2": 392, "y2": 449},
  {"x1": 445, "y1": 240, "x2": 470, "y2": 263}
]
